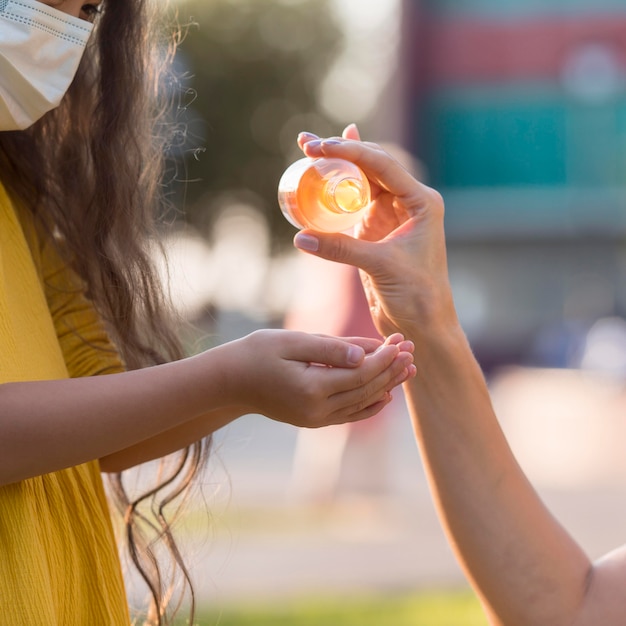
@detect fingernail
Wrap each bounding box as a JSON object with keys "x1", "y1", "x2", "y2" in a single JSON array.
[
  {"x1": 322, "y1": 139, "x2": 341, "y2": 146},
  {"x1": 305, "y1": 139, "x2": 322, "y2": 148},
  {"x1": 347, "y1": 345, "x2": 364, "y2": 365},
  {"x1": 298, "y1": 131, "x2": 319, "y2": 141},
  {"x1": 294, "y1": 232, "x2": 319, "y2": 252}
]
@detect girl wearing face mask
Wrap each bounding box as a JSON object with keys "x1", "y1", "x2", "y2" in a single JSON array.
[{"x1": 0, "y1": 1, "x2": 416, "y2": 624}]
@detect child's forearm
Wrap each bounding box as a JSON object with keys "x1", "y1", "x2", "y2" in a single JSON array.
[
  {"x1": 0, "y1": 347, "x2": 229, "y2": 485},
  {"x1": 0, "y1": 330, "x2": 412, "y2": 484},
  {"x1": 98, "y1": 405, "x2": 249, "y2": 473}
]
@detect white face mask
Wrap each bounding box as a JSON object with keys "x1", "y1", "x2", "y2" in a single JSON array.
[{"x1": 0, "y1": 0, "x2": 94, "y2": 130}]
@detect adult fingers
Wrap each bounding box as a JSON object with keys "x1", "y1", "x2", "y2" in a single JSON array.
[
  {"x1": 298, "y1": 129, "x2": 440, "y2": 223},
  {"x1": 297, "y1": 131, "x2": 319, "y2": 150},
  {"x1": 342, "y1": 123, "x2": 361, "y2": 140},
  {"x1": 302, "y1": 138, "x2": 425, "y2": 207},
  {"x1": 296, "y1": 123, "x2": 361, "y2": 150},
  {"x1": 293, "y1": 227, "x2": 402, "y2": 277}
]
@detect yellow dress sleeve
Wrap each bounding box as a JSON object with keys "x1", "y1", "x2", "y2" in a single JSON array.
[
  {"x1": 1, "y1": 197, "x2": 131, "y2": 625},
  {"x1": 19, "y1": 212, "x2": 125, "y2": 378}
]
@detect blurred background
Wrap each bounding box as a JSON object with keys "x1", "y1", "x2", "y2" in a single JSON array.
[{"x1": 129, "y1": 0, "x2": 626, "y2": 623}]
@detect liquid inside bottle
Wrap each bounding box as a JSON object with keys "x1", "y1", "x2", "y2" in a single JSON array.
[{"x1": 278, "y1": 157, "x2": 371, "y2": 232}]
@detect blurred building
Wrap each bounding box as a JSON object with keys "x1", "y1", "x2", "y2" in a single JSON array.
[{"x1": 402, "y1": 0, "x2": 626, "y2": 369}]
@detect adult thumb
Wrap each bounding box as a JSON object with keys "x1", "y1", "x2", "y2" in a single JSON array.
[{"x1": 293, "y1": 230, "x2": 381, "y2": 275}]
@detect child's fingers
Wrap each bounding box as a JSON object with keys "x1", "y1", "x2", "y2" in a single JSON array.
[
  {"x1": 334, "y1": 393, "x2": 393, "y2": 424},
  {"x1": 282, "y1": 332, "x2": 373, "y2": 367},
  {"x1": 325, "y1": 349, "x2": 413, "y2": 415},
  {"x1": 312, "y1": 334, "x2": 383, "y2": 355}
]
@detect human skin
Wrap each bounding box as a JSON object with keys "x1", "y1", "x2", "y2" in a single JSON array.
[
  {"x1": 39, "y1": 0, "x2": 102, "y2": 21},
  {"x1": 0, "y1": 329, "x2": 414, "y2": 484},
  {"x1": 0, "y1": 0, "x2": 414, "y2": 485},
  {"x1": 293, "y1": 125, "x2": 626, "y2": 626}
]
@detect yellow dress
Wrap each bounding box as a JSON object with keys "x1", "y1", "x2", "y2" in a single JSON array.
[{"x1": 0, "y1": 183, "x2": 130, "y2": 624}]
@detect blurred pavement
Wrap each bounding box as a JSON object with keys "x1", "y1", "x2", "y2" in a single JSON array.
[{"x1": 174, "y1": 366, "x2": 626, "y2": 607}]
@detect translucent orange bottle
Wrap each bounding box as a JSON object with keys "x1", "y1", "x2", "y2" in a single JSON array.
[{"x1": 278, "y1": 157, "x2": 371, "y2": 232}]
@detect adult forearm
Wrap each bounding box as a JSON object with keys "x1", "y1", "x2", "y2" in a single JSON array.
[
  {"x1": 404, "y1": 321, "x2": 591, "y2": 625},
  {"x1": 291, "y1": 127, "x2": 626, "y2": 625}
]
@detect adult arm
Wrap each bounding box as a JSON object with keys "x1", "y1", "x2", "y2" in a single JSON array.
[{"x1": 292, "y1": 128, "x2": 626, "y2": 626}]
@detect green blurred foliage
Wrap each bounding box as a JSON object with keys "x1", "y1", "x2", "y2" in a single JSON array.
[
  {"x1": 175, "y1": 591, "x2": 487, "y2": 625},
  {"x1": 169, "y1": 0, "x2": 344, "y2": 249}
]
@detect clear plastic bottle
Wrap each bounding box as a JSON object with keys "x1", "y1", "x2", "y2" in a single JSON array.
[{"x1": 278, "y1": 157, "x2": 371, "y2": 232}]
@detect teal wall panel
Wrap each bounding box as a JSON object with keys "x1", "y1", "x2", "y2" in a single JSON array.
[
  {"x1": 425, "y1": 0, "x2": 626, "y2": 20},
  {"x1": 418, "y1": 85, "x2": 626, "y2": 234},
  {"x1": 423, "y1": 84, "x2": 626, "y2": 189},
  {"x1": 406, "y1": 1, "x2": 626, "y2": 234},
  {"x1": 427, "y1": 93, "x2": 567, "y2": 187}
]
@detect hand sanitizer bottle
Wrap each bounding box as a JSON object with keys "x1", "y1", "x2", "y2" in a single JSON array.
[{"x1": 278, "y1": 157, "x2": 371, "y2": 232}]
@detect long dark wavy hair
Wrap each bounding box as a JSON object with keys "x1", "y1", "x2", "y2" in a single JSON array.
[{"x1": 0, "y1": 0, "x2": 209, "y2": 624}]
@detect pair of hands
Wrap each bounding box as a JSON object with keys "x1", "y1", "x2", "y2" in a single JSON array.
[
  {"x1": 227, "y1": 329, "x2": 414, "y2": 428},
  {"x1": 233, "y1": 125, "x2": 457, "y2": 430}
]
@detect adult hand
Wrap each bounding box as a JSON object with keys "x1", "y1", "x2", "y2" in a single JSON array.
[
  {"x1": 292, "y1": 128, "x2": 626, "y2": 626},
  {"x1": 293, "y1": 126, "x2": 458, "y2": 340}
]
